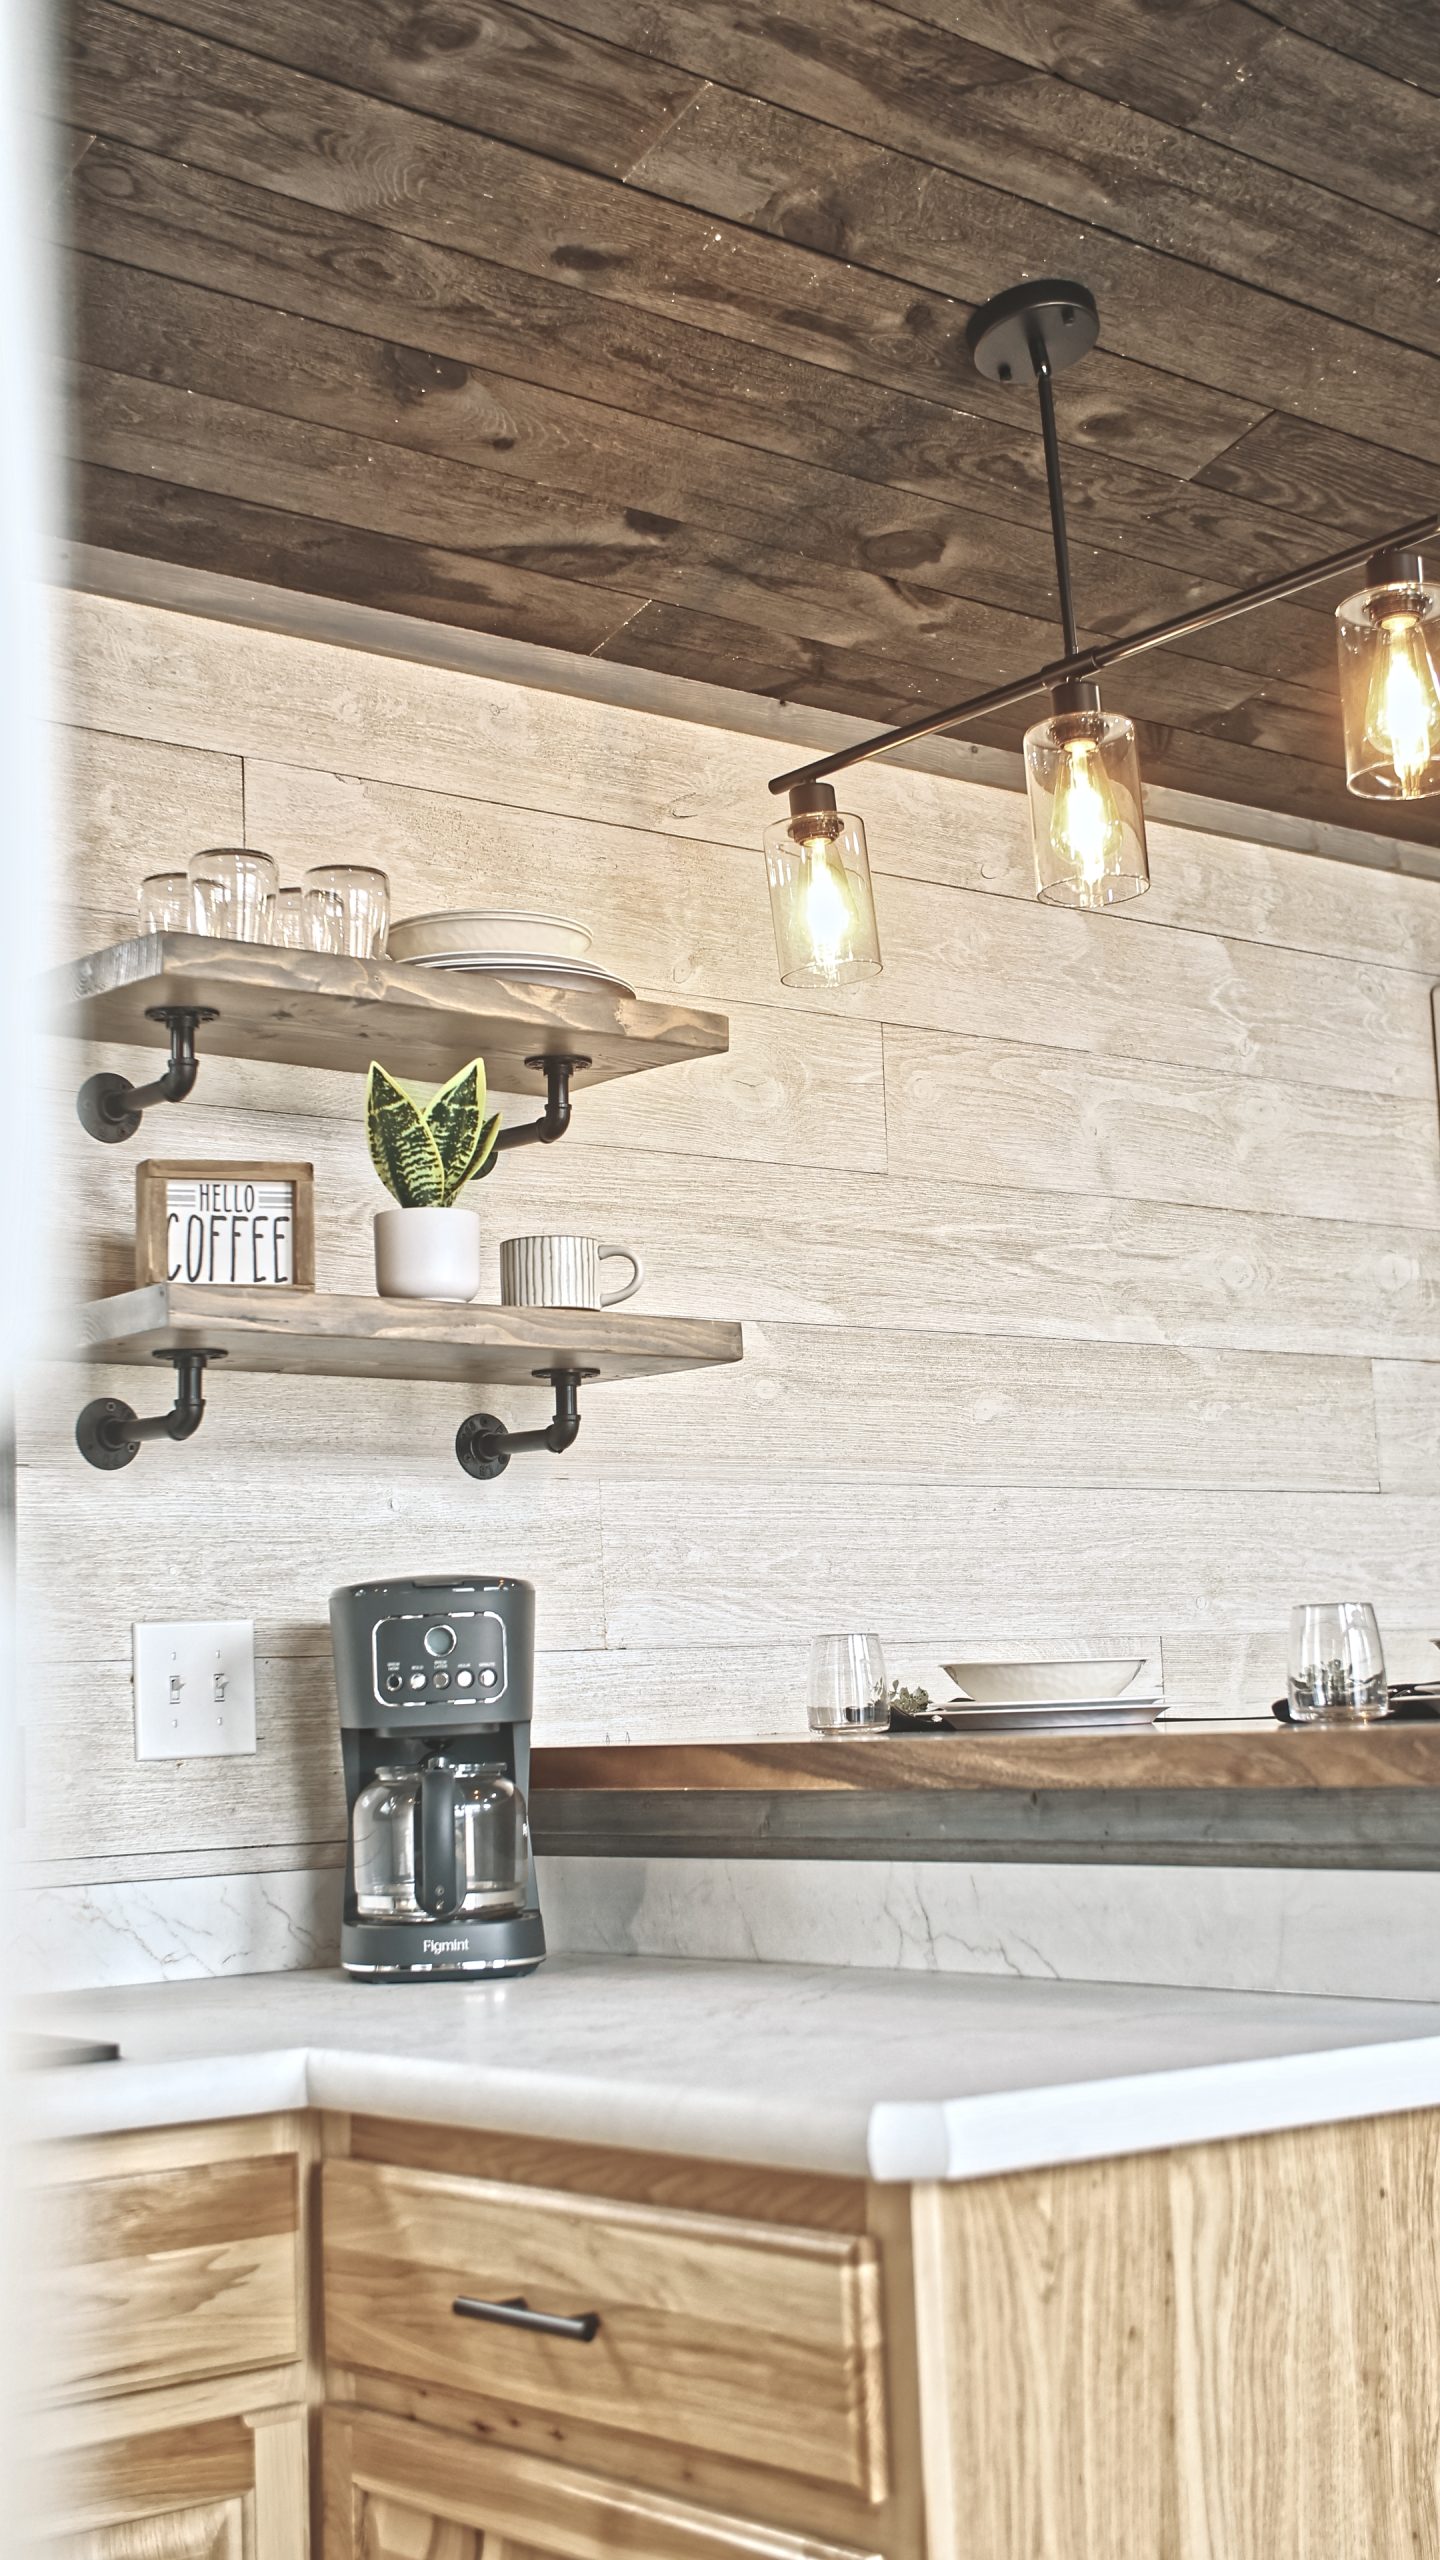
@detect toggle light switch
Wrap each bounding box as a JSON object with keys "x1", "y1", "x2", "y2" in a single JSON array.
[{"x1": 133, "y1": 1620, "x2": 257, "y2": 1760}]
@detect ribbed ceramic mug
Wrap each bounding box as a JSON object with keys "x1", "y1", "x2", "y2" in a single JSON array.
[{"x1": 500, "y1": 1234, "x2": 643, "y2": 1310}]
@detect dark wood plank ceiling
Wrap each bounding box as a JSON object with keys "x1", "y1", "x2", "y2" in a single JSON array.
[{"x1": 56, "y1": 0, "x2": 1440, "y2": 844}]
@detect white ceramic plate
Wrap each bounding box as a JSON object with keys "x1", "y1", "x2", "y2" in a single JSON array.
[
  {"x1": 415, "y1": 955, "x2": 637, "y2": 997},
  {"x1": 388, "y1": 909, "x2": 592, "y2": 962},
  {"x1": 926, "y1": 1699, "x2": 1160, "y2": 1733},
  {"x1": 942, "y1": 1657, "x2": 1145, "y2": 1703}
]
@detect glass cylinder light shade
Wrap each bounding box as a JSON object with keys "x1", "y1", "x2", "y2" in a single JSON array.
[
  {"x1": 1023, "y1": 703, "x2": 1149, "y2": 908},
  {"x1": 764, "y1": 799, "x2": 881, "y2": 987},
  {"x1": 1336, "y1": 574, "x2": 1440, "y2": 799}
]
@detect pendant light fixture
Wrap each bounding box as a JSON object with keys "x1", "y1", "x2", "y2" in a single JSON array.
[
  {"x1": 763, "y1": 276, "x2": 1440, "y2": 981},
  {"x1": 764, "y1": 780, "x2": 881, "y2": 987},
  {"x1": 1336, "y1": 545, "x2": 1440, "y2": 800}
]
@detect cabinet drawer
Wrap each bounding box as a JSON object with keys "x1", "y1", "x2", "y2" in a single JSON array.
[
  {"x1": 46, "y1": 2152, "x2": 301, "y2": 2401},
  {"x1": 321, "y1": 2158, "x2": 887, "y2": 2500}
]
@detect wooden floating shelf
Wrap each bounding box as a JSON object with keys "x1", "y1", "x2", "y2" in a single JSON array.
[
  {"x1": 76, "y1": 1285, "x2": 743, "y2": 1387},
  {"x1": 51, "y1": 933, "x2": 730, "y2": 1090},
  {"x1": 530, "y1": 1733, "x2": 1440, "y2": 1873}
]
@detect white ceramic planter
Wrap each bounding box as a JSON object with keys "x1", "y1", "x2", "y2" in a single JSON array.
[{"x1": 374, "y1": 1206, "x2": 482, "y2": 1304}]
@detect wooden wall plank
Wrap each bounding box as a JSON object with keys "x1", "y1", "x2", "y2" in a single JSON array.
[
  {"x1": 883, "y1": 1023, "x2": 1440, "y2": 1226},
  {"x1": 597, "y1": 1482, "x2": 1440, "y2": 1648},
  {"x1": 58, "y1": 723, "x2": 242, "y2": 943},
  {"x1": 1374, "y1": 1361, "x2": 1440, "y2": 1494}
]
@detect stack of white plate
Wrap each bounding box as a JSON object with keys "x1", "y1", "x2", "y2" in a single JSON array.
[
  {"x1": 387, "y1": 909, "x2": 636, "y2": 998},
  {"x1": 933, "y1": 1659, "x2": 1159, "y2": 1733}
]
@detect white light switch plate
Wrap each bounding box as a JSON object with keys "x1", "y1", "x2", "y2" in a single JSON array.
[{"x1": 133, "y1": 1619, "x2": 257, "y2": 1760}]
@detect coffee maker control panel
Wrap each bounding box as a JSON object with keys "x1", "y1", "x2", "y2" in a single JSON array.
[{"x1": 370, "y1": 1608, "x2": 508, "y2": 1708}]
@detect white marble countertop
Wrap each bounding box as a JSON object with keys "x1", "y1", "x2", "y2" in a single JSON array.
[{"x1": 26, "y1": 1955, "x2": 1440, "y2": 2182}]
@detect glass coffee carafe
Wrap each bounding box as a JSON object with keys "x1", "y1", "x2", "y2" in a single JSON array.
[{"x1": 350, "y1": 1754, "x2": 529, "y2": 1923}]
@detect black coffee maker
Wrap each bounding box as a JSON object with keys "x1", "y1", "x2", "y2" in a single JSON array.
[{"x1": 330, "y1": 1573, "x2": 546, "y2": 1980}]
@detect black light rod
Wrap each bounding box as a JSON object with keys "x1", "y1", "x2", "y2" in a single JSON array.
[
  {"x1": 1034, "y1": 355, "x2": 1080, "y2": 661},
  {"x1": 768, "y1": 505, "x2": 1440, "y2": 797}
]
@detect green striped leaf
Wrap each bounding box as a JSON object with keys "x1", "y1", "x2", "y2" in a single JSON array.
[{"x1": 366, "y1": 1062, "x2": 446, "y2": 1207}]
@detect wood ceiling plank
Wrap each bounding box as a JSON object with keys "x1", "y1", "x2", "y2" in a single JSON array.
[
  {"x1": 519, "y1": 0, "x2": 1440, "y2": 358},
  {"x1": 884, "y1": 0, "x2": 1440, "y2": 227},
  {"x1": 63, "y1": 138, "x2": 1345, "y2": 598},
  {"x1": 73, "y1": 465, "x2": 654, "y2": 648},
  {"x1": 65, "y1": 2, "x2": 1265, "y2": 473},
  {"x1": 1196, "y1": 413, "x2": 1440, "y2": 540},
  {"x1": 625, "y1": 84, "x2": 1440, "y2": 464},
  {"x1": 66, "y1": 251, "x2": 1290, "y2": 651},
  {"x1": 1250, "y1": 0, "x2": 1440, "y2": 95}
]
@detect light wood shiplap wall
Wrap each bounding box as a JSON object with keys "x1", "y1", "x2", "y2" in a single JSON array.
[{"x1": 23, "y1": 589, "x2": 1440, "y2": 1883}]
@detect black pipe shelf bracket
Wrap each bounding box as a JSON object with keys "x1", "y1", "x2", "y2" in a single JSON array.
[
  {"x1": 76, "y1": 1347, "x2": 227, "y2": 1471},
  {"x1": 491, "y1": 1054, "x2": 590, "y2": 1153},
  {"x1": 455, "y1": 1365, "x2": 599, "y2": 1480},
  {"x1": 76, "y1": 1005, "x2": 218, "y2": 1144}
]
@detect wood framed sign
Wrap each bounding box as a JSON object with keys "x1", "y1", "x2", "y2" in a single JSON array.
[{"x1": 135, "y1": 1160, "x2": 315, "y2": 1289}]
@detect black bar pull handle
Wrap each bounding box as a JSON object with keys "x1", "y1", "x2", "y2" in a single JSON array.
[
  {"x1": 417, "y1": 1763, "x2": 459, "y2": 1919},
  {"x1": 452, "y1": 2293, "x2": 601, "y2": 2344}
]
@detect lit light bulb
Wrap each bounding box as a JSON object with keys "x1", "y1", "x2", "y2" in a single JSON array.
[
  {"x1": 795, "y1": 830, "x2": 860, "y2": 978},
  {"x1": 1049, "y1": 734, "x2": 1124, "y2": 892},
  {"x1": 1363, "y1": 609, "x2": 1440, "y2": 797}
]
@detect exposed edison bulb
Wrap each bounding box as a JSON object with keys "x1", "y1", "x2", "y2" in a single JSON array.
[
  {"x1": 1363, "y1": 610, "x2": 1440, "y2": 797},
  {"x1": 794, "y1": 829, "x2": 862, "y2": 978},
  {"x1": 764, "y1": 788, "x2": 882, "y2": 986},
  {"x1": 1048, "y1": 735, "x2": 1124, "y2": 892}
]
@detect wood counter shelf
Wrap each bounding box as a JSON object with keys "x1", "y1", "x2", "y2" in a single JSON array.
[{"x1": 531, "y1": 1729, "x2": 1440, "y2": 1871}]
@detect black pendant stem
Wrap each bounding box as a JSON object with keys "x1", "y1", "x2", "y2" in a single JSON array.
[
  {"x1": 75, "y1": 1348, "x2": 227, "y2": 1471},
  {"x1": 455, "y1": 1366, "x2": 599, "y2": 1480},
  {"x1": 493, "y1": 1055, "x2": 590, "y2": 1152},
  {"x1": 1033, "y1": 353, "x2": 1080, "y2": 664},
  {"x1": 76, "y1": 1005, "x2": 219, "y2": 1145}
]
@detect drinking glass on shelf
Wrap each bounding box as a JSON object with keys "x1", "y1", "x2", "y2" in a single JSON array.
[
  {"x1": 272, "y1": 886, "x2": 310, "y2": 949},
  {"x1": 136, "y1": 871, "x2": 191, "y2": 934},
  {"x1": 1288, "y1": 1601, "x2": 1390, "y2": 1724},
  {"x1": 303, "y1": 863, "x2": 390, "y2": 958},
  {"x1": 188, "y1": 847, "x2": 278, "y2": 943},
  {"x1": 809, "y1": 1633, "x2": 889, "y2": 1736}
]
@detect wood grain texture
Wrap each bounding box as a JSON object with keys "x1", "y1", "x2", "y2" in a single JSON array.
[
  {"x1": 76, "y1": 1284, "x2": 743, "y2": 1388},
  {"x1": 43, "y1": 2497, "x2": 248, "y2": 2560},
  {"x1": 531, "y1": 1730, "x2": 1440, "y2": 1797},
  {"x1": 1374, "y1": 1360, "x2": 1440, "y2": 1494},
  {"x1": 46, "y1": 2418, "x2": 256, "y2": 2535},
  {"x1": 321, "y1": 2159, "x2": 888, "y2": 2498},
  {"x1": 44, "y1": 2154, "x2": 301, "y2": 2403},
  {"x1": 328, "y1": 2408, "x2": 884, "y2": 2560},
  {"x1": 919, "y1": 2110, "x2": 1440, "y2": 2559}
]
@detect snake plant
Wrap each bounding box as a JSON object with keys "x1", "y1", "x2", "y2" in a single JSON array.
[{"x1": 366, "y1": 1059, "x2": 502, "y2": 1208}]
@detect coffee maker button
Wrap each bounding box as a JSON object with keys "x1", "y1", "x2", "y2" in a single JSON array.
[
  {"x1": 431, "y1": 1670, "x2": 450, "y2": 1691},
  {"x1": 479, "y1": 1667, "x2": 498, "y2": 1688},
  {"x1": 408, "y1": 1672, "x2": 426, "y2": 1691},
  {"x1": 384, "y1": 1672, "x2": 402, "y2": 1694},
  {"x1": 455, "y1": 1669, "x2": 474, "y2": 1689}
]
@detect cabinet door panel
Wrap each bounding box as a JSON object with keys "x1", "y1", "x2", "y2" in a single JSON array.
[
  {"x1": 329, "y1": 2408, "x2": 883, "y2": 2560},
  {"x1": 44, "y1": 2493, "x2": 248, "y2": 2560}
]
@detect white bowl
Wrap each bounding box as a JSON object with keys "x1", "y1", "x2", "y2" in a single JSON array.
[
  {"x1": 388, "y1": 908, "x2": 592, "y2": 962},
  {"x1": 942, "y1": 1658, "x2": 1146, "y2": 1704}
]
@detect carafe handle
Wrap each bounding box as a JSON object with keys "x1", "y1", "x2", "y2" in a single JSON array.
[{"x1": 417, "y1": 1762, "x2": 460, "y2": 1918}]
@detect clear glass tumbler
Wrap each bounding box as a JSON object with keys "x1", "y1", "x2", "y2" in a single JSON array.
[
  {"x1": 1288, "y1": 1601, "x2": 1390, "y2": 1724},
  {"x1": 303, "y1": 863, "x2": 390, "y2": 958},
  {"x1": 188, "y1": 847, "x2": 278, "y2": 943},
  {"x1": 137, "y1": 871, "x2": 192, "y2": 934},
  {"x1": 809, "y1": 1633, "x2": 889, "y2": 1736},
  {"x1": 272, "y1": 886, "x2": 310, "y2": 949}
]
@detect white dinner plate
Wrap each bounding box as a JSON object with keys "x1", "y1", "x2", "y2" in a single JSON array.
[
  {"x1": 925, "y1": 1698, "x2": 1161, "y2": 1733},
  {"x1": 414, "y1": 954, "x2": 637, "y2": 997},
  {"x1": 388, "y1": 909, "x2": 592, "y2": 962}
]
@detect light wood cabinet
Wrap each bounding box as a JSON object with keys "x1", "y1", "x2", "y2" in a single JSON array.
[
  {"x1": 38, "y1": 2119, "x2": 312, "y2": 2560},
  {"x1": 323, "y1": 2406, "x2": 882, "y2": 2560}
]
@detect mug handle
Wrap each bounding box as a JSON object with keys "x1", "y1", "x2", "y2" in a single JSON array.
[{"x1": 598, "y1": 1247, "x2": 643, "y2": 1307}]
